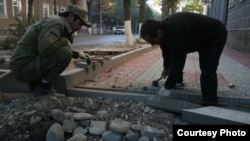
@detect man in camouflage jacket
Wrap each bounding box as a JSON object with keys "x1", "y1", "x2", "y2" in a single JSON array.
[{"x1": 9, "y1": 5, "x2": 91, "y2": 97}]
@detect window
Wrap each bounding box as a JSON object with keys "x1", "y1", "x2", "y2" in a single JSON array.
[
  {"x1": 13, "y1": 0, "x2": 22, "y2": 17},
  {"x1": 43, "y1": 3, "x2": 49, "y2": 17},
  {"x1": 0, "y1": 0, "x2": 7, "y2": 17}
]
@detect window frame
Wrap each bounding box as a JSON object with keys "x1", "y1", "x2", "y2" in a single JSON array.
[
  {"x1": 12, "y1": 0, "x2": 22, "y2": 17},
  {"x1": 0, "y1": 0, "x2": 7, "y2": 18},
  {"x1": 43, "y1": 3, "x2": 50, "y2": 17}
]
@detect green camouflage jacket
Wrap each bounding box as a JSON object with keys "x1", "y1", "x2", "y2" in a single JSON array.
[{"x1": 9, "y1": 15, "x2": 77, "y2": 71}]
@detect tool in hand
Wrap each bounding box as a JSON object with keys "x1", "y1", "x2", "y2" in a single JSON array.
[{"x1": 152, "y1": 77, "x2": 163, "y2": 87}]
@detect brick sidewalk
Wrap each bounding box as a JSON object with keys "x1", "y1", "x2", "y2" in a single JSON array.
[
  {"x1": 76, "y1": 46, "x2": 162, "y2": 93},
  {"x1": 76, "y1": 46, "x2": 250, "y2": 105}
]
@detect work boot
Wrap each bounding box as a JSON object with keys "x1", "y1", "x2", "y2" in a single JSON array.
[
  {"x1": 33, "y1": 82, "x2": 52, "y2": 97},
  {"x1": 28, "y1": 81, "x2": 39, "y2": 92},
  {"x1": 175, "y1": 82, "x2": 185, "y2": 89}
]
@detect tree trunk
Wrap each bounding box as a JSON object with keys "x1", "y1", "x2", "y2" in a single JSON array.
[
  {"x1": 162, "y1": 0, "x2": 169, "y2": 19},
  {"x1": 54, "y1": 0, "x2": 57, "y2": 15},
  {"x1": 138, "y1": 0, "x2": 145, "y2": 35},
  {"x1": 123, "y1": 0, "x2": 133, "y2": 46},
  {"x1": 86, "y1": 0, "x2": 93, "y2": 35},
  {"x1": 27, "y1": 0, "x2": 34, "y2": 26},
  {"x1": 71, "y1": 0, "x2": 77, "y2": 5}
]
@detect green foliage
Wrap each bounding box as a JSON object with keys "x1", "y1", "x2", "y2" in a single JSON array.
[
  {"x1": 0, "y1": 15, "x2": 39, "y2": 50},
  {"x1": 182, "y1": 0, "x2": 203, "y2": 13},
  {"x1": 134, "y1": 37, "x2": 140, "y2": 43}
]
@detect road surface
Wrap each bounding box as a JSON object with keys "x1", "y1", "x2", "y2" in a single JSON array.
[{"x1": 72, "y1": 34, "x2": 126, "y2": 48}]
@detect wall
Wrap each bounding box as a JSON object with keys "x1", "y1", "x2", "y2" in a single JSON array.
[
  {"x1": 207, "y1": 0, "x2": 250, "y2": 53},
  {"x1": 0, "y1": 0, "x2": 72, "y2": 29},
  {"x1": 207, "y1": 0, "x2": 228, "y2": 24},
  {"x1": 226, "y1": 0, "x2": 250, "y2": 53}
]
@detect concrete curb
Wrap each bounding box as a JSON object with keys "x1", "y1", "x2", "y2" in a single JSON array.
[
  {"x1": 67, "y1": 87, "x2": 202, "y2": 114},
  {"x1": 67, "y1": 88, "x2": 250, "y2": 124},
  {"x1": 0, "y1": 44, "x2": 154, "y2": 93},
  {"x1": 55, "y1": 44, "x2": 154, "y2": 94}
]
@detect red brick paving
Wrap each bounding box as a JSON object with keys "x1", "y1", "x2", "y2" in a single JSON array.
[
  {"x1": 77, "y1": 47, "x2": 162, "y2": 89},
  {"x1": 78, "y1": 46, "x2": 249, "y2": 90}
]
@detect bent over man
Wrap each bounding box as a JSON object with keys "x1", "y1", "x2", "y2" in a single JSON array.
[
  {"x1": 140, "y1": 12, "x2": 227, "y2": 105},
  {"x1": 9, "y1": 5, "x2": 92, "y2": 97}
]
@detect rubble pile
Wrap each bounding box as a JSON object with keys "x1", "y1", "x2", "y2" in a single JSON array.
[{"x1": 0, "y1": 94, "x2": 188, "y2": 141}]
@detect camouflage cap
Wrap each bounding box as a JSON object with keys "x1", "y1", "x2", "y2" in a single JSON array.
[{"x1": 66, "y1": 4, "x2": 91, "y2": 27}]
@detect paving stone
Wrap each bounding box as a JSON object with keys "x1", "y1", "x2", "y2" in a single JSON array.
[
  {"x1": 182, "y1": 106, "x2": 250, "y2": 124},
  {"x1": 91, "y1": 57, "x2": 105, "y2": 65},
  {"x1": 91, "y1": 60, "x2": 101, "y2": 69},
  {"x1": 145, "y1": 96, "x2": 201, "y2": 114},
  {"x1": 103, "y1": 55, "x2": 112, "y2": 61}
]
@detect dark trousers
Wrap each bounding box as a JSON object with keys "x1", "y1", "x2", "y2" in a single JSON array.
[
  {"x1": 14, "y1": 47, "x2": 72, "y2": 83},
  {"x1": 198, "y1": 37, "x2": 227, "y2": 103},
  {"x1": 176, "y1": 72, "x2": 184, "y2": 83}
]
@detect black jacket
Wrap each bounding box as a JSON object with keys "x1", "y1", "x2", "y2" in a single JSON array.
[{"x1": 160, "y1": 12, "x2": 227, "y2": 89}]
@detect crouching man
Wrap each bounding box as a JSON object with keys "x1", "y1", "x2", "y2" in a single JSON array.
[{"x1": 9, "y1": 5, "x2": 92, "y2": 97}]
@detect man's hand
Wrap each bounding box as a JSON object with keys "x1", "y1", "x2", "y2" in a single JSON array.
[
  {"x1": 79, "y1": 52, "x2": 91, "y2": 65},
  {"x1": 157, "y1": 86, "x2": 171, "y2": 97},
  {"x1": 161, "y1": 68, "x2": 169, "y2": 79},
  {"x1": 62, "y1": 34, "x2": 73, "y2": 44}
]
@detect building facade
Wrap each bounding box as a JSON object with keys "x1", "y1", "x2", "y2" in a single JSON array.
[
  {"x1": 207, "y1": 0, "x2": 250, "y2": 53},
  {"x1": 0, "y1": 0, "x2": 90, "y2": 41},
  {"x1": 0, "y1": 0, "x2": 81, "y2": 29}
]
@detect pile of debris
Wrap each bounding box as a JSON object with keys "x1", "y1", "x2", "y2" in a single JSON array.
[{"x1": 0, "y1": 93, "x2": 188, "y2": 141}]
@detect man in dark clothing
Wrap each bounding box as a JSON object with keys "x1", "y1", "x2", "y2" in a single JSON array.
[
  {"x1": 140, "y1": 12, "x2": 227, "y2": 105},
  {"x1": 9, "y1": 5, "x2": 92, "y2": 97}
]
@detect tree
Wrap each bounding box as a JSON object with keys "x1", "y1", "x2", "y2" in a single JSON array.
[
  {"x1": 54, "y1": 0, "x2": 57, "y2": 15},
  {"x1": 162, "y1": 0, "x2": 169, "y2": 19},
  {"x1": 86, "y1": 0, "x2": 94, "y2": 24},
  {"x1": 138, "y1": 0, "x2": 145, "y2": 23},
  {"x1": 27, "y1": 0, "x2": 34, "y2": 25},
  {"x1": 71, "y1": 0, "x2": 77, "y2": 5},
  {"x1": 86, "y1": 0, "x2": 94, "y2": 35},
  {"x1": 138, "y1": 0, "x2": 145, "y2": 34},
  {"x1": 161, "y1": 0, "x2": 181, "y2": 19},
  {"x1": 123, "y1": 0, "x2": 133, "y2": 46},
  {"x1": 182, "y1": 0, "x2": 203, "y2": 13}
]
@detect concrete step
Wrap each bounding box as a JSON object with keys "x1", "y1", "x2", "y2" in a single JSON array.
[{"x1": 182, "y1": 106, "x2": 250, "y2": 124}]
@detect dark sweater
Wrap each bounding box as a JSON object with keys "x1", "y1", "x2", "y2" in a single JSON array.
[{"x1": 160, "y1": 12, "x2": 227, "y2": 89}]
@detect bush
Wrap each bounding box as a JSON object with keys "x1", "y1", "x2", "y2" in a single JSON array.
[
  {"x1": 0, "y1": 36, "x2": 18, "y2": 50},
  {"x1": 1, "y1": 14, "x2": 39, "y2": 50}
]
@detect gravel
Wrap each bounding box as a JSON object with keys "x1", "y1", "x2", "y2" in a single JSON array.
[{"x1": 0, "y1": 93, "x2": 189, "y2": 141}]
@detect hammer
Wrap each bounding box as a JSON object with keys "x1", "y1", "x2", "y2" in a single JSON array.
[{"x1": 152, "y1": 77, "x2": 163, "y2": 87}]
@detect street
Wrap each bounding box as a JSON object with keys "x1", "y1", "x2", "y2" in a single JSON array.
[{"x1": 72, "y1": 34, "x2": 127, "y2": 48}]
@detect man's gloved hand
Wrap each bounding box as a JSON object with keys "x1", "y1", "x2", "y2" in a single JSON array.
[
  {"x1": 161, "y1": 68, "x2": 169, "y2": 79},
  {"x1": 157, "y1": 86, "x2": 171, "y2": 97},
  {"x1": 78, "y1": 52, "x2": 91, "y2": 65}
]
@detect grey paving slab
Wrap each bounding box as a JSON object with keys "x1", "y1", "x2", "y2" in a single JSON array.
[
  {"x1": 182, "y1": 106, "x2": 250, "y2": 124},
  {"x1": 130, "y1": 51, "x2": 250, "y2": 106},
  {"x1": 67, "y1": 88, "x2": 148, "y2": 102},
  {"x1": 145, "y1": 96, "x2": 202, "y2": 114},
  {"x1": 218, "y1": 54, "x2": 250, "y2": 98}
]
